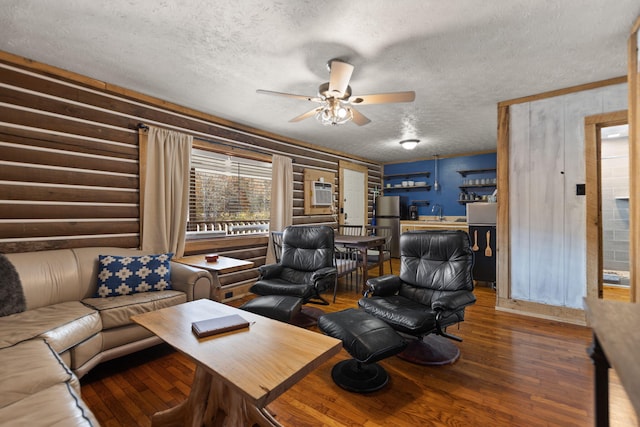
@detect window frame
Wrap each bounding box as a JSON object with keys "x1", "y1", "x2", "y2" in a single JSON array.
[{"x1": 186, "y1": 141, "x2": 272, "y2": 240}]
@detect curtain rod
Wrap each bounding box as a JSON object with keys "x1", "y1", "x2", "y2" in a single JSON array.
[{"x1": 136, "y1": 122, "x2": 290, "y2": 161}]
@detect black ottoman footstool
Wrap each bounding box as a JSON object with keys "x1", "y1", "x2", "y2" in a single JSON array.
[
  {"x1": 318, "y1": 308, "x2": 407, "y2": 393},
  {"x1": 240, "y1": 295, "x2": 302, "y2": 323}
]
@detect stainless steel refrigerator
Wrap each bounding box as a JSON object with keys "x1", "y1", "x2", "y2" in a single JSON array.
[{"x1": 374, "y1": 195, "x2": 407, "y2": 257}]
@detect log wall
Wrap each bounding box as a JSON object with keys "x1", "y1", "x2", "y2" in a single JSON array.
[{"x1": 0, "y1": 52, "x2": 381, "y2": 299}]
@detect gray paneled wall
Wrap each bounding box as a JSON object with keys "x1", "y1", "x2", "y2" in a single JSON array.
[{"x1": 509, "y1": 83, "x2": 627, "y2": 309}]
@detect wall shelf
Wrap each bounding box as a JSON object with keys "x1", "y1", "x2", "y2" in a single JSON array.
[
  {"x1": 459, "y1": 184, "x2": 496, "y2": 189},
  {"x1": 456, "y1": 168, "x2": 496, "y2": 177},
  {"x1": 384, "y1": 185, "x2": 431, "y2": 193},
  {"x1": 383, "y1": 172, "x2": 430, "y2": 179}
]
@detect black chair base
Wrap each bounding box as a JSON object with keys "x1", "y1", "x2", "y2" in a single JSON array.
[
  {"x1": 331, "y1": 359, "x2": 389, "y2": 393},
  {"x1": 396, "y1": 335, "x2": 461, "y2": 366},
  {"x1": 318, "y1": 309, "x2": 407, "y2": 393},
  {"x1": 290, "y1": 305, "x2": 324, "y2": 328}
]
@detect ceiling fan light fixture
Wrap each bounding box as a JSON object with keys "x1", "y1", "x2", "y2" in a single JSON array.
[
  {"x1": 400, "y1": 139, "x2": 419, "y2": 150},
  {"x1": 257, "y1": 59, "x2": 414, "y2": 126},
  {"x1": 315, "y1": 99, "x2": 353, "y2": 126}
]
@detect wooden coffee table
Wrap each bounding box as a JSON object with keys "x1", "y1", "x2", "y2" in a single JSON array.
[{"x1": 131, "y1": 299, "x2": 342, "y2": 426}]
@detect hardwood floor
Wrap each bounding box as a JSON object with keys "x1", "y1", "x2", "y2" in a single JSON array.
[
  {"x1": 80, "y1": 262, "x2": 637, "y2": 426},
  {"x1": 603, "y1": 284, "x2": 631, "y2": 302}
]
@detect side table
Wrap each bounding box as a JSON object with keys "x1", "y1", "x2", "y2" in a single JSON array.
[{"x1": 175, "y1": 255, "x2": 254, "y2": 301}]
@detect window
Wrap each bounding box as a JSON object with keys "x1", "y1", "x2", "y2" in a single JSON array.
[{"x1": 187, "y1": 148, "x2": 271, "y2": 238}]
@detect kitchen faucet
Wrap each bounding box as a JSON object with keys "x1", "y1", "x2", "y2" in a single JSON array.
[{"x1": 431, "y1": 204, "x2": 443, "y2": 221}]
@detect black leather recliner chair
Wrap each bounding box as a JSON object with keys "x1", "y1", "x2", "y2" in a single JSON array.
[
  {"x1": 359, "y1": 230, "x2": 476, "y2": 365},
  {"x1": 250, "y1": 225, "x2": 337, "y2": 305}
]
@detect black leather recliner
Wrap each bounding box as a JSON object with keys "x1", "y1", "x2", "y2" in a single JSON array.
[
  {"x1": 250, "y1": 225, "x2": 337, "y2": 305},
  {"x1": 358, "y1": 230, "x2": 476, "y2": 365}
]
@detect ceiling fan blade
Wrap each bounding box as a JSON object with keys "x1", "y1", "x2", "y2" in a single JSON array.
[
  {"x1": 256, "y1": 89, "x2": 322, "y2": 102},
  {"x1": 289, "y1": 107, "x2": 323, "y2": 123},
  {"x1": 350, "y1": 91, "x2": 416, "y2": 105},
  {"x1": 327, "y1": 60, "x2": 354, "y2": 97},
  {"x1": 350, "y1": 107, "x2": 371, "y2": 126}
]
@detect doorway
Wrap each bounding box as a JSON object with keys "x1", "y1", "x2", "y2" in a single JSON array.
[
  {"x1": 338, "y1": 161, "x2": 368, "y2": 227},
  {"x1": 600, "y1": 124, "x2": 630, "y2": 300},
  {"x1": 585, "y1": 111, "x2": 630, "y2": 301}
]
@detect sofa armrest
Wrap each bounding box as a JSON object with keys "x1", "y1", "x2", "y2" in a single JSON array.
[{"x1": 170, "y1": 262, "x2": 213, "y2": 301}]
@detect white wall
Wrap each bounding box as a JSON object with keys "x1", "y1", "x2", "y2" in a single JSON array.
[{"x1": 509, "y1": 83, "x2": 627, "y2": 309}]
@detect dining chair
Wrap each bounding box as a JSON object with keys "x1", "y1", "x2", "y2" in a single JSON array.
[
  {"x1": 271, "y1": 231, "x2": 284, "y2": 262},
  {"x1": 364, "y1": 225, "x2": 393, "y2": 274},
  {"x1": 337, "y1": 224, "x2": 363, "y2": 236},
  {"x1": 333, "y1": 246, "x2": 360, "y2": 302}
]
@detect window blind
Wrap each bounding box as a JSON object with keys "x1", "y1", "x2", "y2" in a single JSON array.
[{"x1": 188, "y1": 149, "x2": 271, "y2": 234}]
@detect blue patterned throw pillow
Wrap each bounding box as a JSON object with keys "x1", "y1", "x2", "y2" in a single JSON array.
[{"x1": 95, "y1": 253, "x2": 173, "y2": 297}]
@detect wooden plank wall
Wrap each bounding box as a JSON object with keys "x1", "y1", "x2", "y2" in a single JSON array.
[
  {"x1": 0, "y1": 53, "x2": 381, "y2": 298},
  {"x1": 497, "y1": 78, "x2": 627, "y2": 323}
]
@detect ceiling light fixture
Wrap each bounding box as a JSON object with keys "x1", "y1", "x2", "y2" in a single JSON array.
[
  {"x1": 399, "y1": 139, "x2": 419, "y2": 150},
  {"x1": 315, "y1": 98, "x2": 353, "y2": 126}
]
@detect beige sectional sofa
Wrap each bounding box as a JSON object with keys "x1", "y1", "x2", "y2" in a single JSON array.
[{"x1": 0, "y1": 247, "x2": 215, "y2": 426}]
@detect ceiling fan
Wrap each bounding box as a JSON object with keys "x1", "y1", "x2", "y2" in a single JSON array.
[{"x1": 256, "y1": 59, "x2": 416, "y2": 126}]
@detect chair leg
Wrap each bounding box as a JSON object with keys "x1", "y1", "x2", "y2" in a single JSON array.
[
  {"x1": 307, "y1": 294, "x2": 330, "y2": 305},
  {"x1": 290, "y1": 306, "x2": 324, "y2": 328},
  {"x1": 330, "y1": 359, "x2": 389, "y2": 393}
]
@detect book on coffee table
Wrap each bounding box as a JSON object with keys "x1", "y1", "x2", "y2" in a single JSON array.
[{"x1": 191, "y1": 314, "x2": 250, "y2": 338}]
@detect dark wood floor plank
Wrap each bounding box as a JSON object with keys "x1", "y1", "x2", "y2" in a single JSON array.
[{"x1": 80, "y1": 261, "x2": 636, "y2": 426}]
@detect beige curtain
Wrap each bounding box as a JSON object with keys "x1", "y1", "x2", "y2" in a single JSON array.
[
  {"x1": 139, "y1": 126, "x2": 192, "y2": 258},
  {"x1": 266, "y1": 154, "x2": 293, "y2": 264}
]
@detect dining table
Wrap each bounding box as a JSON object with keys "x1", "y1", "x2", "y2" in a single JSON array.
[
  {"x1": 334, "y1": 233, "x2": 388, "y2": 294},
  {"x1": 584, "y1": 297, "x2": 640, "y2": 427}
]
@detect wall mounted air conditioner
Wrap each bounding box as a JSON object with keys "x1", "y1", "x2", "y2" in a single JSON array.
[{"x1": 312, "y1": 181, "x2": 333, "y2": 206}]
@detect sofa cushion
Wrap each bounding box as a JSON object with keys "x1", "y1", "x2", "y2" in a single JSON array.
[
  {"x1": 0, "y1": 301, "x2": 101, "y2": 351},
  {"x1": 0, "y1": 382, "x2": 98, "y2": 426},
  {"x1": 4, "y1": 249, "x2": 82, "y2": 310},
  {"x1": 82, "y1": 290, "x2": 186, "y2": 330},
  {"x1": 95, "y1": 252, "x2": 173, "y2": 297},
  {"x1": 69, "y1": 333, "x2": 103, "y2": 371},
  {"x1": 0, "y1": 253, "x2": 26, "y2": 317},
  {"x1": 0, "y1": 339, "x2": 78, "y2": 408}
]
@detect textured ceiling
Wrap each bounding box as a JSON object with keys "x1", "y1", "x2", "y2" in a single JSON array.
[{"x1": 1, "y1": 1, "x2": 639, "y2": 163}]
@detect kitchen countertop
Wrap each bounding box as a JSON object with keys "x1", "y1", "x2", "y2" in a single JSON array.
[{"x1": 401, "y1": 217, "x2": 469, "y2": 230}]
